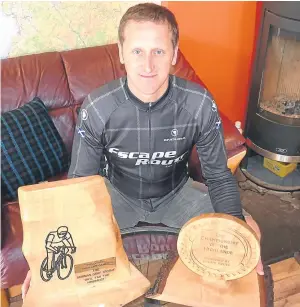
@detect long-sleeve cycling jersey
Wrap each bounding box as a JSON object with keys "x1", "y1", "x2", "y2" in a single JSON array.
[{"x1": 68, "y1": 75, "x2": 244, "y2": 220}]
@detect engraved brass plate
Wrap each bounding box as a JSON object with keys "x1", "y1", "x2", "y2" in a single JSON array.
[
  {"x1": 177, "y1": 213, "x2": 260, "y2": 280},
  {"x1": 74, "y1": 257, "x2": 116, "y2": 285}
]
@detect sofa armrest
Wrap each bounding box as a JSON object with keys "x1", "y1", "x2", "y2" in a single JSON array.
[
  {"x1": 1, "y1": 202, "x2": 29, "y2": 289},
  {"x1": 188, "y1": 112, "x2": 246, "y2": 183},
  {"x1": 219, "y1": 112, "x2": 245, "y2": 152}
]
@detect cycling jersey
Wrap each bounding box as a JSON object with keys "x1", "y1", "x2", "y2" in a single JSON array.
[{"x1": 68, "y1": 75, "x2": 244, "y2": 220}]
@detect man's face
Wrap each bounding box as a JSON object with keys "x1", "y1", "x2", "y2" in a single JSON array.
[{"x1": 118, "y1": 20, "x2": 178, "y2": 102}]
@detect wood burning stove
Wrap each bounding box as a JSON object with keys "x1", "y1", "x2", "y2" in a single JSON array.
[{"x1": 244, "y1": 2, "x2": 300, "y2": 164}]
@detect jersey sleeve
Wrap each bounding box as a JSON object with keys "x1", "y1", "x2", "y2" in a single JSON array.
[
  {"x1": 195, "y1": 93, "x2": 244, "y2": 220},
  {"x1": 68, "y1": 96, "x2": 105, "y2": 178}
]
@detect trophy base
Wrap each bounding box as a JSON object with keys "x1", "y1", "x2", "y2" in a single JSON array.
[
  {"x1": 146, "y1": 254, "x2": 264, "y2": 307},
  {"x1": 23, "y1": 262, "x2": 150, "y2": 307}
]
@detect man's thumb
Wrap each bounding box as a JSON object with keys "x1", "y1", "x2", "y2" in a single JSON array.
[{"x1": 256, "y1": 257, "x2": 264, "y2": 275}]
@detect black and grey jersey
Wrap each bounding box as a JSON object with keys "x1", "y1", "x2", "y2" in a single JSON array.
[{"x1": 68, "y1": 75, "x2": 244, "y2": 220}]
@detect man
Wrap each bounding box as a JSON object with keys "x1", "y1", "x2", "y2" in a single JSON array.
[
  {"x1": 69, "y1": 3, "x2": 244, "y2": 229},
  {"x1": 22, "y1": 3, "x2": 263, "y2": 298}
]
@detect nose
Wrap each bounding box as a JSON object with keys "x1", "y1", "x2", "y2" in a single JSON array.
[{"x1": 144, "y1": 54, "x2": 154, "y2": 74}]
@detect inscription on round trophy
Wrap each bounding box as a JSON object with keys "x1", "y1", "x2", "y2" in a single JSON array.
[{"x1": 177, "y1": 213, "x2": 260, "y2": 280}]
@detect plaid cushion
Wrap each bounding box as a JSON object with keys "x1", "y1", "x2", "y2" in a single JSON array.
[{"x1": 1, "y1": 97, "x2": 69, "y2": 201}]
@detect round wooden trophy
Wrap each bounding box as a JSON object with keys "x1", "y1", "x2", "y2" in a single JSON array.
[
  {"x1": 177, "y1": 213, "x2": 261, "y2": 281},
  {"x1": 146, "y1": 213, "x2": 264, "y2": 307}
]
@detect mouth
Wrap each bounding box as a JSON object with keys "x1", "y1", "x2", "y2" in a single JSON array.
[{"x1": 140, "y1": 74, "x2": 157, "y2": 79}]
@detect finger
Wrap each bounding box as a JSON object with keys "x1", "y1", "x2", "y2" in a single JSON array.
[
  {"x1": 22, "y1": 271, "x2": 31, "y2": 300},
  {"x1": 21, "y1": 282, "x2": 29, "y2": 300},
  {"x1": 256, "y1": 265, "x2": 264, "y2": 275},
  {"x1": 256, "y1": 257, "x2": 264, "y2": 275},
  {"x1": 21, "y1": 284, "x2": 25, "y2": 300}
]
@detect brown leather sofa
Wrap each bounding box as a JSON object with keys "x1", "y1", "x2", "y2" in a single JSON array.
[{"x1": 1, "y1": 43, "x2": 246, "y2": 295}]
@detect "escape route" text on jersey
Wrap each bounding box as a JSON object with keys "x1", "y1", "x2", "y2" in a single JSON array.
[{"x1": 108, "y1": 148, "x2": 188, "y2": 166}]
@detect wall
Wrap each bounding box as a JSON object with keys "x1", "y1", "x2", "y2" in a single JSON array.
[
  {"x1": 163, "y1": 1, "x2": 259, "y2": 125},
  {"x1": 1, "y1": 1, "x2": 259, "y2": 124},
  {"x1": 0, "y1": 1, "x2": 160, "y2": 58}
]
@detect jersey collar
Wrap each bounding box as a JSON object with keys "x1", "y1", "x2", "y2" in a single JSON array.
[{"x1": 124, "y1": 75, "x2": 172, "y2": 111}]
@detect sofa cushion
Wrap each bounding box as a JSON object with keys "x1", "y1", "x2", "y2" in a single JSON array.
[
  {"x1": 1, "y1": 52, "x2": 73, "y2": 114},
  {"x1": 1, "y1": 97, "x2": 69, "y2": 201},
  {"x1": 61, "y1": 43, "x2": 205, "y2": 104},
  {"x1": 61, "y1": 44, "x2": 126, "y2": 104}
]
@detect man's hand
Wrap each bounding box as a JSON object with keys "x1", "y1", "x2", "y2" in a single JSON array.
[
  {"x1": 245, "y1": 215, "x2": 264, "y2": 275},
  {"x1": 21, "y1": 270, "x2": 31, "y2": 300}
]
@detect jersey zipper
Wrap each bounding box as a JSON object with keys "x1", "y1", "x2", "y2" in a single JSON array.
[{"x1": 148, "y1": 102, "x2": 153, "y2": 209}]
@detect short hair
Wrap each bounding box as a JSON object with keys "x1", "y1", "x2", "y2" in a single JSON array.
[{"x1": 118, "y1": 3, "x2": 179, "y2": 48}]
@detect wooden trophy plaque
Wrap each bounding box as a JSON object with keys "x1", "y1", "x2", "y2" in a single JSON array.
[
  {"x1": 146, "y1": 213, "x2": 264, "y2": 307},
  {"x1": 18, "y1": 175, "x2": 150, "y2": 307}
]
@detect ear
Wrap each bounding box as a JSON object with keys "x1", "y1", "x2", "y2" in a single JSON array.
[
  {"x1": 171, "y1": 45, "x2": 179, "y2": 66},
  {"x1": 118, "y1": 41, "x2": 124, "y2": 64}
]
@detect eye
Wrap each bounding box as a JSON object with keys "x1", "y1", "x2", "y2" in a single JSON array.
[
  {"x1": 133, "y1": 49, "x2": 142, "y2": 55},
  {"x1": 154, "y1": 49, "x2": 165, "y2": 55}
]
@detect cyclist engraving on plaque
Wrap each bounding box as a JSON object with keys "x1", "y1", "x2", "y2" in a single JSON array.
[{"x1": 40, "y1": 226, "x2": 77, "y2": 282}]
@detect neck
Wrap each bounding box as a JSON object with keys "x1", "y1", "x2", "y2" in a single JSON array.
[{"x1": 127, "y1": 77, "x2": 169, "y2": 103}]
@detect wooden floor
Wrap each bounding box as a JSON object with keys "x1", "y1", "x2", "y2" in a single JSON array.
[
  {"x1": 4, "y1": 255, "x2": 300, "y2": 307},
  {"x1": 272, "y1": 255, "x2": 300, "y2": 307}
]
